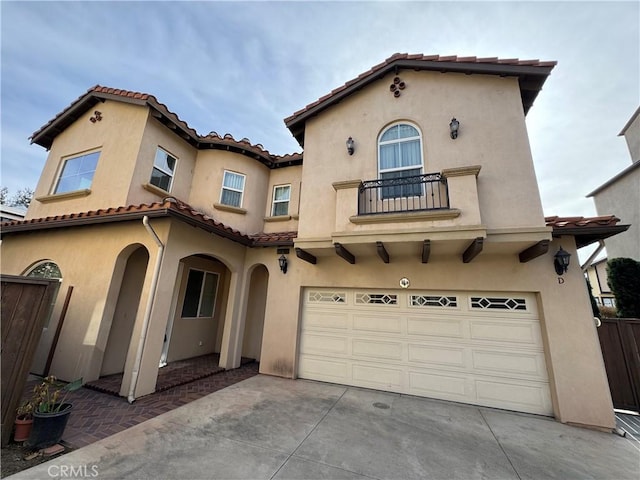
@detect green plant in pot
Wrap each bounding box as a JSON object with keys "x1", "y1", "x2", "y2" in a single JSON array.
[{"x1": 26, "y1": 376, "x2": 83, "y2": 449}]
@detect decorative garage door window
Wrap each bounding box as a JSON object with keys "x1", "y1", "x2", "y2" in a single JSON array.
[
  {"x1": 409, "y1": 295, "x2": 457, "y2": 308},
  {"x1": 355, "y1": 293, "x2": 398, "y2": 305},
  {"x1": 470, "y1": 296, "x2": 526, "y2": 311},
  {"x1": 308, "y1": 291, "x2": 346, "y2": 303}
]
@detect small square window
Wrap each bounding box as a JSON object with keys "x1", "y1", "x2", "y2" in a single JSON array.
[
  {"x1": 150, "y1": 148, "x2": 177, "y2": 192},
  {"x1": 221, "y1": 171, "x2": 245, "y2": 207},
  {"x1": 54, "y1": 151, "x2": 100, "y2": 194},
  {"x1": 272, "y1": 185, "x2": 291, "y2": 216}
]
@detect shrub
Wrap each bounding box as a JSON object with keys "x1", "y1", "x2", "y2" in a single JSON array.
[
  {"x1": 599, "y1": 305, "x2": 617, "y2": 318},
  {"x1": 606, "y1": 258, "x2": 640, "y2": 318}
]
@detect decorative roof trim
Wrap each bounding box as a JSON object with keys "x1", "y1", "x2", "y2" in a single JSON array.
[{"x1": 30, "y1": 86, "x2": 302, "y2": 169}]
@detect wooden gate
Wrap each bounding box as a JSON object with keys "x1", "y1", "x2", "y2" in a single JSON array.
[
  {"x1": 1, "y1": 275, "x2": 59, "y2": 446},
  {"x1": 597, "y1": 318, "x2": 640, "y2": 412}
]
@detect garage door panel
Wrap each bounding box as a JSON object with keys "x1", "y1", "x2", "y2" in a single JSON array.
[
  {"x1": 407, "y1": 316, "x2": 465, "y2": 339},
  {"x1": 353, "y1": 314, "x2": 402, "y2": 333},
  {"x1": 470, "y1": 320, "x2": 540, "y2": 345},
  {"x1": 304, "y1": 312, "x2": 349, "y2": 330},
  {"x1": 300, "y1": 334, "x2": 349, "y2": 355},
  {"x1": 475, "y1": 379, "x2": 551, "y2": 414},
  {"x1": 353, "y1": 339, "x2": 403, "y2": 361},
  {"x1": 472, "y1": 350, "x2": 548, "y2": 378},
  {"x1": 298, "y1": 357, "x2": 349, "y2": 381},
  {"x1": 352, "y1": 364, "x2": 403, "y2": 388},
  {"x1": 408, "y1": 343, "x2": 466, "y2": 368},
  {"x1": 408, "y1": 371, "x2": 468, "y2": 399}
]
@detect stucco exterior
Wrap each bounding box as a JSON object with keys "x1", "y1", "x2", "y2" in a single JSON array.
[{"x1": 1, "y1": 54, "x2": 619, "y2": 431}]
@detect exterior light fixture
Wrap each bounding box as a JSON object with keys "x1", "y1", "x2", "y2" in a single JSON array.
[
  {"x1": 449, "y1": 118, "x2": 460, "y2": 139},
  {"x1": 553, "y1": 247, "x2": 571, "y2": 275},
  {"x1": 279, "y1": 254, "x2": 288, "y2": 274},
  {"x1": 346, "y1": 137, "x2": 355, "y2": 155}
]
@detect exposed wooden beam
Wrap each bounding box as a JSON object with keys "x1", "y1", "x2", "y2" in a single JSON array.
[
  {"x1": 519, "y1": 240, "x2": 550, "y2": 263},
  {"x1": 334, "y1": 243, "x2": 355, "y2": 264},
  {"x1": 376, "y1": 241, "x2": 390, "y2": 263},
  {"x1": 295, "y1": 248, "x2": 317, "y2": 265},
  {"x1": 462, "y1": 237, "x2": 484, "y2": 263},
  {"x1": 422, "y1": 240, "x2": 431, "y2": 263}
]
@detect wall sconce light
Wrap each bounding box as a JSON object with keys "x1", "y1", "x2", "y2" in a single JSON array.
[
  {"x1": 346, "y1": 137, "x2": 355, "y2": 155},
  {"x1": 553, "y1": 246, "x2": 571, "y2": 275},
  {"x1": 279, "y1": 254, "x2": 288, "y2": 274},
  {"x1": 449, "y1": 118, "x2": 460, "y2": 139}
]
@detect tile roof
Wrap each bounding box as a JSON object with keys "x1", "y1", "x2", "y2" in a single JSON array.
[
  {"x1": 545, "y1": 215, "x2": 630, "y2": 249},
  {"x1": 30, "y1": 86, "x2": 302, "y2": 168},
  {"x1": 0, "y1": 198, "x2": 297, "y2": 247},
  {"x1": 285, "y1": 53, "x2": 557, "y2": 145}
]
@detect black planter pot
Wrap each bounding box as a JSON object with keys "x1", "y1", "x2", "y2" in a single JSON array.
[{"x1": 26, "y1": 403, "x2": 73, "y2": 449}]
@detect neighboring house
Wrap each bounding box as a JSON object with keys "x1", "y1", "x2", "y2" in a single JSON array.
[
  {"x1": 0, "y1": 54, "x2": 629, "y2": 431},
  {"x1": 587, "y1": 106, "x2": 640, "y2": 261},
  {"x1": 0, "y1": 204, "x2": 27, "y2": 222},
  {"x1": 585, "y1": 257, "x2": 616, "y2": 307}
]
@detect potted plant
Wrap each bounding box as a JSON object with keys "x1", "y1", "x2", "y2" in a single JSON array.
[
  {"x1": 25, "y1": 376, "x2": 82, "y2": 449},
  {"x1": 14, "y1": 399, "x2": 35, "y2": 442}
]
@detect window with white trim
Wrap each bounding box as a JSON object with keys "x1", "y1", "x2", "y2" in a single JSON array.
[
  {"x1": 181, "y1": 269, "x2": 219, "y2": 318},
  {"x1": 271, "y1": 185, "x2": 291, "y2": 216},
  {"x1": 150, "y1": 147, "x2": 177, "y2": 192},
  {"x1": 378, "y1": 123, "x2": 423, "y2": 198},
  {"x1": 220, "y1": 171, "x2": 246, "y2": 208},
  {"x1": 54, "y1": 151, "x2": 100, "y2": 194}
]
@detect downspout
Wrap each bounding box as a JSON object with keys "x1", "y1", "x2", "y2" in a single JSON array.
[{"x1": 128, "y1": 216, "x2": 164, "y2": 403}]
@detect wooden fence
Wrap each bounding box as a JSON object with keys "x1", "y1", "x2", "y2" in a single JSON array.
[
  {"x1": 598, "y1": 318, "x2": 640, "y2": 413},
  {"x1": 1, "y1": 275, "x2": 59, "y2": 446}
]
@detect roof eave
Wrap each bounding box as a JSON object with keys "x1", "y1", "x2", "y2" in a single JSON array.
[
  {"x1": 285, "y1": 58, "x2": 554, "y2": 146},
  {"x1": 551, "y1": 224, "x2": 630, "y2": 249}
]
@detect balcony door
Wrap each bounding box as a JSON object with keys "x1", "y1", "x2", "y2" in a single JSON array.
[{"x1": 378, "y1": 123, "x2": 423, "y2": 199}]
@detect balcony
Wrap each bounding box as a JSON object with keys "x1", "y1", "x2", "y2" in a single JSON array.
[{"x1": 358, "y1": 172, "x2": 449, "y2": 215}]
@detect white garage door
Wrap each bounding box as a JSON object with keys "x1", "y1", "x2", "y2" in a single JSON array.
[{"x1": 298, "y1": 288, "x2": 552, "y2": 415}]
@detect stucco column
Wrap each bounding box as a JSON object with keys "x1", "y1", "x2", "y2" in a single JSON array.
[
  {"x1": 218, "y1": 269, "x2": 246, "y2": 369},
  {"x1": 441, "y1": 166, "x2": 482, "y2": 224},
  {"x1": 332, "y1": 180, "x2": 362, "y2": 232}
]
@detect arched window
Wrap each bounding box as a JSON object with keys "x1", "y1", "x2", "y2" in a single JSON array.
[
  {"x1": 26, "y1": 261, "x2": 62, "y2": 279},
  {"x1": 378, "y1": 123, "x2": 423, "y2": 198}
]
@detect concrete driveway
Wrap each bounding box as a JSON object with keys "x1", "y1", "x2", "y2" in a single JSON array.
[{"x1": 8, "y1": 375, "x2": 639, "y2": 479}]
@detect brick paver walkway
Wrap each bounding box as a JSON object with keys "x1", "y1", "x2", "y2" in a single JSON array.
[{"x1": 26, "y1": 362, "x2": 259, "y2": 449}]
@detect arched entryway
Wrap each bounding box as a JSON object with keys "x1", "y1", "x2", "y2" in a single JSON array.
[
  {"x1": 161, "y1": 254, "x2": 231, "y2": 368},
  {"x1": 241, "y1": 264, "x2": 269, "y2": 362},
  {"x1": 101, "y1": 245, "x2": 149, "y2": 376}
]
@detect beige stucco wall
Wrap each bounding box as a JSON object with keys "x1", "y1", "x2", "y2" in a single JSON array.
[
  {"x1": 126, "y1": 116, "x2": 199, "y2": 205},
  {"x1": 188, "y1": 150, "x2": 270, "y2": 234},
  {"x1": 593, "y1": 166, "x2": 640, "y2": 260},
  {"x1": 28, "y1": 101, "x2": 149, "y2": 219},
  {"x1": 0, "y1": 220, "x2": 167, "y2": 384},
  {"x1": 297, "y1": 70, "x2": 545, "y2": 241}
]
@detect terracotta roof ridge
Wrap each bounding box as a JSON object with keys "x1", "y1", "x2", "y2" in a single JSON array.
[{"x1": 545, "y1": 214, "x2": 621, "y2": 227}]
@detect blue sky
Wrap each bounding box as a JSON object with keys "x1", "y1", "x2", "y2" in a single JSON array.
[{"x1": 1, "y1": 1, "x2": 638, "y2": 231}]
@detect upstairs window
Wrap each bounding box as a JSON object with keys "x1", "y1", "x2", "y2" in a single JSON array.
[
  {"x1": 378, "y1": 123, "x2": 423, "y2": 198},
  {"x1": 54, "y1": 151, "x2": 100, "y2": 194},
  {"x1": 150, "y1": 147, "x2": 177, "y2": 192},
  {"x1": 220, "y1": 171, "x2": 245, "y2": 208},
  {"x1": 271, "y1": 185, "x2": 291, "y2": 216},
  {"x1": 181, "y1": 269, "x2": 219, "y2": 318}
]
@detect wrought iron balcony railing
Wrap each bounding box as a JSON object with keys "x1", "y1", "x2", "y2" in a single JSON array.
[{"x1": 358, "y1": 173, "x2": 449, "y2": 215}]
